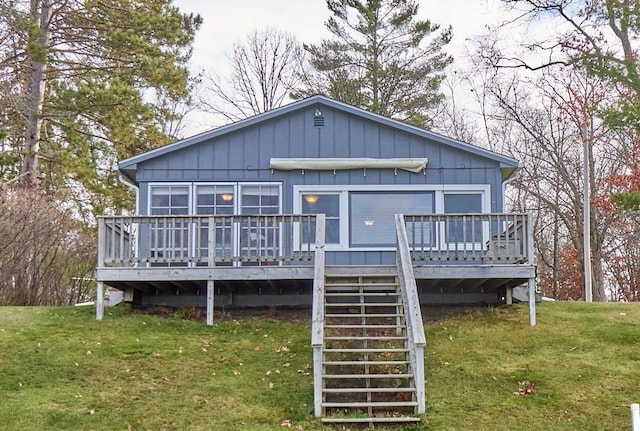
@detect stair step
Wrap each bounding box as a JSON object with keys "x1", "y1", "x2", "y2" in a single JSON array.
[
  {"x1": 323, "y1": 373, "x2": 414, "y2": 379},
  {"x1": 324, "y1": 282, "x2": 400, "y2": 290},
  {"x1": 323, "y1": 360, "x2": 409, "y2": 366},
  {"x1": 324, "y1": 348, "x2": 409, "y2": 353},
  {"x1": 324, "y1": 304, "x2": 402, "y2": 309},
  {"x1": 321, "y1": 417, "x2": 421, "y2": 424},
  {"x1": 324, "y1": 292, "x2": 400, "y2": 297},
  {"x1": 323, "y1": 387, "x2": 415, "y2": 393},
  {"x1": 322, "y1": 401, "x2": 418, "y2": 408},
  {"x1": 325, "y1": 324, "x2": 405, "y2": 329},
  {"x1": 324, "y1": 335, "x2": 406, "y2": 340},
  {"x1": 325, "y1": 313, "x2": 404, "y2": 319}
]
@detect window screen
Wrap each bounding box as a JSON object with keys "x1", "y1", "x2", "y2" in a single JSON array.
[{"x1": 350, "y1": 192, "x2": 433, "y2": 247}]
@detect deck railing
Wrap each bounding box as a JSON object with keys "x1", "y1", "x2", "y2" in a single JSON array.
[
  {"x1": 311, "y1": 214, "x2": 326, "y2": 417},
  {"x1": 403, "y1": 213, "x2": 533, "y2": 264},
  {"x1": 97, "y1": 213, "x2": 533, "y2": 268},
  {"x1": 394, "y1": 214, "x2": 426, "y2": 414},
  {"x1": 97, "y1": 214, "x2": 319, "y2": 267}
]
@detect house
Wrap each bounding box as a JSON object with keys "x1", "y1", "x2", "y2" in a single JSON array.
[{"x1": 95, "y1": 95, "x2": 536, "y2": 424}]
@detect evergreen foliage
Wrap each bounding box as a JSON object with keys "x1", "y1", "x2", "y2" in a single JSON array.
[
  {"x1": 297, "y1": 0, "x2": 452, "y2": 128},
  {"x1": 0, "y1": 0, "x2": 201, "y2": 213}
]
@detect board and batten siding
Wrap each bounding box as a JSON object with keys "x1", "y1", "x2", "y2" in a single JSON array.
[
  {"x1": 135, "y1": 104, "x2": 505, "y2": 212},
  {"x1": 132, "y1": 103, "x2": 506, "y2": 265}
]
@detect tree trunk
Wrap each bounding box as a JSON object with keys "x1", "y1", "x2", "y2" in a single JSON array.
[{"x1": 21, "y1": 0, "x2": 52, "y2": 188}]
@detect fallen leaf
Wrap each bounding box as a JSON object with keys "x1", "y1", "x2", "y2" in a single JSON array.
[
  {"x1": 89, "y1": 409, "x2": 95, "y2": 415},
  {"x1": 280, "y1": 419, "x2": 292, "y2": 427},
  {"x1": 513, "y1": 381, "x2": 535, "y2": 396},
  {"x1": 269, "y1": 382, "x2": 274, "y2": 389},
  {"x1": 233, "y1": 370, "x2": 241, "y2": 376}
]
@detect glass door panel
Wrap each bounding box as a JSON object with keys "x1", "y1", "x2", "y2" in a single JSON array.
[
  {"x1": 195, "y1": 185, "x2": 235, "y2": 265},
  {"x1": 239, "y1": 184, "x2": 281, "y2": 264}
]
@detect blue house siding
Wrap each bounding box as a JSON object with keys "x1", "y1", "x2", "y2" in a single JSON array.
[
  {"x1": 118, "y1": 96, "x2": 520, "y2": 267},
  {"x1": 134, "y1": 104, "x2": 507, "y2": 211}
]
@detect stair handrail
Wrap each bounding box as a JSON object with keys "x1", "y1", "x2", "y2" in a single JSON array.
[
  {"x1": 311, "y1": 214, "x2": 326, "y2": 417},
  {"x1": 395, "y1": 214, "x2": 426, "y2": 414}
]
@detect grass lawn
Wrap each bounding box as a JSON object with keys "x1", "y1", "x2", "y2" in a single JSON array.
[{"x1": 0, "y1": 302, "x2": 639, "y2": 430}]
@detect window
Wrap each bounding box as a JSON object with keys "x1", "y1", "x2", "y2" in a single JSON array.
[
  {"x1": 149, "y1": 186, "x2": 190, "y2": 261},
  {"x1": 444, "y1": 193, "x2": 483, "y2": 243},
  {"x1": 301, "y1": 193, "x2": 340, "y2": 244},
  {"x1": 296, "y1": 186, "x2": 488, "y2": 250},
  {"x1": 239, "y1": 184, "x2": 281, "y2": 259},
  {"x1": 195, "y1": 185, "x2": 234, "y2": 215},
  {"x1": 350, "y1": 192, "x2": 434, "y2": 247},
  {"x1": 195, "y1": 185, "x2": 235, "y2": 261},
  {"x1": 150, "y1": 186, "x2": 189, "y2": 215},
  {"x1": 241, "y1": 184, "x2": 280, "y2": 215},
  {"x1": 147, "y1": 182, "x2": 282, "y2": 263}
]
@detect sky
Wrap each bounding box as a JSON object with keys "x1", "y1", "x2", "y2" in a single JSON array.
[{"x1": 171, "y1": 0, "x2": 512, "y2": 134}]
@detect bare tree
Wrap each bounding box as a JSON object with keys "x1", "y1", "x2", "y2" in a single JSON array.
[
  {"x1": 200, "y1": 28, "x2": 306, "y2": 123},
  {"x1": 470, "y1": 63, "x2": 627, "y2": 301},
  {"x1": 0, "y1": 188, "x2": 96, "y2": 305}
]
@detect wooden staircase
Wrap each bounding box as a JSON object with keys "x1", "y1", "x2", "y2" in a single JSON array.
[{"x1": 319, "y1": 274, "x2": 421, "y2": 424}]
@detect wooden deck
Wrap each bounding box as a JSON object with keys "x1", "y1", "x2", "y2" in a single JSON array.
[
  {"x1": 95, "y1": 213, "x2": 536, "y2": 319},
  {"x1": 95, "y1": 213, "x2": 537, "y2": 423}
]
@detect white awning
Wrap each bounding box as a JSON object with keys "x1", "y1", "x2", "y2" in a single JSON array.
[{"x1": 269, "y1": 158, "x2": 428, "y2": 173}]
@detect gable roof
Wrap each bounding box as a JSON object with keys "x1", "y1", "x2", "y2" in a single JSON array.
[{"x1": 118, "y1": 95, "x2": 521, "y2": 182}]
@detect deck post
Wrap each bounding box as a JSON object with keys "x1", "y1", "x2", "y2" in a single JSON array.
[
  {"x1": 96, "y1": 217, "x2": 106, "y2": 321},
  {"x1": 96, "y1": 281, "x2": 104, "y2": 321},
  {"x1": 631, "y1": 403, "x2": 640, "y2": 431},
  {"x1": 506, "y1": 287, "x2": 513, "y2": 305},
  {"x1": 528, "y1": 277, "x2": 536, "y2": 327},
  {"x1": 206, "y1": 280, "x2": 214, "y2": 326}
]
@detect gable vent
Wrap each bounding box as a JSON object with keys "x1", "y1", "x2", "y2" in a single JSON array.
[{"x1": 313, "y1": 108, "x2": 324, "y2": 127}]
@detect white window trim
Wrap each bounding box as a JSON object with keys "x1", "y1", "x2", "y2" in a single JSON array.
[
  {"x1": 237, "y1": 182, "x2": 283, "y2": 215},
  {"x1": 148, "y1": 182, "x2": 193, "y2": 215},
  {"x1": 148, "y1": 182, "x2": 283, "y2": 215},
  {"x1": 147, "y1": 182, "x2": 283, "y2": 266},
  {"x1": 294, "y1": 184, "x2": 491, "y2": 251}
]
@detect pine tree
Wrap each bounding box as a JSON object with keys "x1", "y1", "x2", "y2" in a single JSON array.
[
  {"x1": 297, "y1": 0, "x2": 452, "y2": 127},
  {"x1": 0, "y1": 0, "x2": 201, "y2": 213}
]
